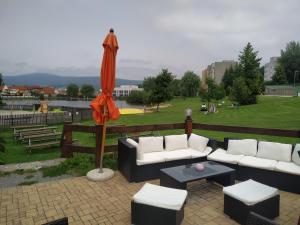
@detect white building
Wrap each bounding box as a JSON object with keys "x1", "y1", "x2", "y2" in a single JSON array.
[
  {"x1": 202, "y1": 60, "x2": 237, "y2": 84},
  {"x1": 113, "y1": 85, "x2": 143, "y2": 97},
  {"x1": 264, "y1": 57, "x2": 279, "y2": 81}
]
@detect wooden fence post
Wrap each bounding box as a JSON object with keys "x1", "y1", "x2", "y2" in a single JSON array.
[
  {"x1": 95, "y1": 125, "x2": 103, "y2": 167},
  {"x1": 61, "y1": 122, "x2": 73, "y2": 158},
  {"x1": 185, "y1": 116, "x2": 193, "y2": 136}
]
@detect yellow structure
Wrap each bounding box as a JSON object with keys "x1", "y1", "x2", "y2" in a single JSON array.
[
  {"x1": 119, "y1": 108, "x2": 144, "y2": 115},
  {"x1": 38, "y1": 101, "x2": 48, "y2": 113}
]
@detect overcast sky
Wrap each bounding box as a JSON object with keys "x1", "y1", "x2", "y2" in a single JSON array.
[{"x1": 1, "y1": 0, "x2": 300, "y2": 80}]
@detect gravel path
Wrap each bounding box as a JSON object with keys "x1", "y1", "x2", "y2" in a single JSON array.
[
  {"x1": 0, "y1": 171, "x2": 73, "y2": 188},
  {"x1": 0, "y1": 158, "x2": 66, "y2": 172}
]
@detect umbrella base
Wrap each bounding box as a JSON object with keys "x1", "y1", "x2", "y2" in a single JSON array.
[{"x1": 86, "y1": 168, "x2": 114, "y2": 182}]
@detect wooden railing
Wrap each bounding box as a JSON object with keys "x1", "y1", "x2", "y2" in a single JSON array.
[
  {"x1": 60, "y1": 120, "x2": 300, "y2": 167},
  {"x1": 193, "y1": 123, "x2": 300, "y2": 138}
]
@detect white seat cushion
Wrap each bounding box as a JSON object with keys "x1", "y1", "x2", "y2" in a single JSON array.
[
  {"x1": 133, "y1": 183, "x2": 187, "y2": 211},
  {"x1": 274, "y1": 161, "x2": 300, "y2": 175},
  {"x1": 189, "y1": 147, "x2": 213, "y2": 158},
  {"x1": 136, "y1": 152, "x2": 165, "y2": 165},
  {"x1": 227, "y1": 139, "x2": 257, "y2": 156},
  {"x1": 238, "y1": 156, "x2": 277, "y2": 171},
  {"x1": 207, "y1": 148, "x2": 244, "y2": 164},
  {"x1": 257, "y1": 141, "x2": 292, "y2": 162},
  {"x1": 163, "y1": 149, "x2": 192, "y2": 161},
  {"x1": 292, "y1": 144, "x2": 300, "y2": 166},
  {"x1": 137, "y1": 137, "x2": 164, "y2": 160},
  {"x1": 165, "y1": 134, "x2": 188, "y2": 151},
  {"x1": 223, "y1": 179, "x2": 279, "y2": 206},
  {"x1": 188, "y1": 133, "x2": 209, "y2": 151}
]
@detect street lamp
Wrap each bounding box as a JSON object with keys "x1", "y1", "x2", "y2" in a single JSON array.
[
  {"x1": 185, "y1": 108, "x2": 192, "y2": 119},
  {"x1": 294, "y1": 70, "x2": 299, "y2": 88}
]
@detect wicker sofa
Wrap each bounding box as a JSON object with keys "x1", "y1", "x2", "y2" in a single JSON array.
[
  {"x1": 118, "y1": 133, "x2": 218, "y2": 182},
  {"x1": 208, "y1": 138, "x2": 300, "y2": 194}
]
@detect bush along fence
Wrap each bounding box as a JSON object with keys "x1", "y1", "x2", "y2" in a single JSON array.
[{"x1": 60, "y1": 117, "x2": 300, "y2": 167}]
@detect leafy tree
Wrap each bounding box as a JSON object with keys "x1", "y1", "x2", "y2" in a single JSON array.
[
  {"x1": 81, "y1": 84, "x2": 95, "y2": 98},
  {"x1": 0, "y1": 73, "x2": 4, "y2": 105},
  {"x1": 278, "y1": 41, "x2": 300, "y2": 83},
  {"x1": 215, "y1": 84, "x2": 226, "y2": 102},
  {"x1": 39, "y1": 94, "x2": 45, "y2": 100},
  {"x1": 272, "y1": 64, "x2": 287, "y2": 84},
  {"x1": 66, "y1": 83, "x2": 79, "y2": 98},
  {"x1": 126, "y1": 90, "x2": 150, "y2": 105},
  {"x1": 222, "y1": 65, "x2": 242, "y2": 95},
  {"x1": 200, "y1": 78, "x2": 224, "y2": 110},
  {"x1": 142, "y1": 76, "x2": 156, "y2": 92},
  {"x1": 232, "y1": 42, "x2": 262, "y2": 104},
  {"x1": 170, "y1": 79, "x2": 181, "y2": 96},
  {"x1": 0, "y1": 73, "x2": 4, "y2": 86},
  {"x1": 149, "y1": 69, "x2": 174, "y2": 111},
  {"x1": 230, "y1": 77, "x2": 251, "y2": 105},
  {"x1": 181, "y1": 71, "x2": 200, "y2": 97}
]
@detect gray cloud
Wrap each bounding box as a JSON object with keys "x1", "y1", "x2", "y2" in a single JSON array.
[{"x1": 0, "y1": 0, "x2": 299, "y2": 79}]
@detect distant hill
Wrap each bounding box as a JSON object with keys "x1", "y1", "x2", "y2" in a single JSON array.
[{"x1": 3, "y1": 73, "x2": 142, "y2": 88}]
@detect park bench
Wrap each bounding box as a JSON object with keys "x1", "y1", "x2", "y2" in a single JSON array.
[
  {"x1": 25, "y1": 140, "x2": 60, "y2": 153},
  {"x1": 22, "y1": 132, "x2": 62, "y2": 145},
  {"x1": 16, "y1": 127, "x2": 57, "y2": 140},
  {"x1": 12, "y1": 124, "x2": 45, "y2": 134}
]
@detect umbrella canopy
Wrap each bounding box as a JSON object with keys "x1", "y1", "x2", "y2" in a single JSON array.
[{"x1": 90, "y1": 29, "x2": 120, "y2": 124}]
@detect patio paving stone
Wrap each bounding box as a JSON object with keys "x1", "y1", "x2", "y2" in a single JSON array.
[{"x1": 0, "y1": 171, "x2": 299, "y2": 225}]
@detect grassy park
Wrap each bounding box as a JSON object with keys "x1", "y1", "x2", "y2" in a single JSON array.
[{"x1": 1, "y1": 95, "x2": 300, "y2": 165}]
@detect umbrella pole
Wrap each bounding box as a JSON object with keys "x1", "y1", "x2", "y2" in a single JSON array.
[{"x1": 99, "y1": 103, "x2": 107, "y2": 173}]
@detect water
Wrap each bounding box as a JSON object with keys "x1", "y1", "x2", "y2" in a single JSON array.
[{"x1": 3, "y1": 99, "x2": 143, "y2": 109}]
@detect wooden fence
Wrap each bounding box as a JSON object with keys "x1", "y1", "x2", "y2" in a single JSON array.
[
  {"x1": 0, "y1": 112, "x2": 69, "y2": 127},
  {"x1": 60, "y1": 119, "x2": 300, "y2": 167}
]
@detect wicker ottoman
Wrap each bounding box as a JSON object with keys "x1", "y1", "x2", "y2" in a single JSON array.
[
  {"x1": 132, "y1": 183, "x2": 187, "y2": 225},
  {"x1": 223, "y1": 179, "x2": 279, "y2": 225}
]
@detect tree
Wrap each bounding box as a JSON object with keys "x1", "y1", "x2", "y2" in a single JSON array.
[
  {"x1": 126, "y1": 90, "x2": 150, "y2": 105},
  {"x1": 149, "y1": 69, "x2": 174, "y2": 111},
  {"x1": 170, "y1": 79, "x2": 181, "y2": 96},
  {"x1": 0, "y1": 73, "x2": 4, "y2": 86},
  {"x1": 142, "y1": 76, "x2": 156, "y2": 92},
  {"x1": 272, "y1": 64, "x2": 287, "y2": 84},
  {"x1": 230, "y1": 77, "x2": 251, "y2": 105},
  {"x1": 278, "y1": 41, "x2": 300, "y2": 84},
  {"x1": 200, "y1": 78, "x2": 223, "y2": 110},
  {"x1": 66, "y1": 83, "x2": 79, "y2": 98},
  {"x1": 233, "y1": 42, "x2": 262, "y2": 104},
  {"x1": 0, "y1": 73, "x2": 4, "y2": 105},
  {"x1": 181, "y1": 71, "x2": 200, "y2": 97},
  {"x1": 215, "y1": 84, "x2": 226, "y2": 102},
  {"x1": 81, "y1": 84, "x2": 95, "y2": 98}
]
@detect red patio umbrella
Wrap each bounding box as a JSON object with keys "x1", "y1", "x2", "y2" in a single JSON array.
[{"x1": 90, "y1": 29, "x2": 120, "y2": 173}]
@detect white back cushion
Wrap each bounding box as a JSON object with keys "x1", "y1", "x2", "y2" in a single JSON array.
[
  {"x1": 292, "y1": 144, "x2": 300, "y2": 166},
  {"x1": 227, "y1": 139, "x2": 257, "y2": 156},
  {"x1": 126, "y1": 138, "x2": 138, "y2": 147},
  {"x1": 188, "y1": 133, "x2": 209, "y2": 152},
  {"x1": 165, "y1": 134, "x2": 188, "y2": 151},
  {"x1": 257, "y1": 141, "x2": 292, "y2": 162},
  {"x1": 137, "y1": 137, "x2": 164, "y2": 160}
]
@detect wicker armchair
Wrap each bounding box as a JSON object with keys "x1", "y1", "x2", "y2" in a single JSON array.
[{"x1": 246, "y1": 212, "x2": 279, "y2": 225}]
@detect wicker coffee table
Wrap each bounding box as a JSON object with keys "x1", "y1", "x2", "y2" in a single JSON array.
[{"x1": 160, "y1": 161, "x2": 235, "y2": 190}]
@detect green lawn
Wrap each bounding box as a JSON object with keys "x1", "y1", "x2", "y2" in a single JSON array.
[{"x1": 1, "y1": 95, "x2": 300, "y2": 164}]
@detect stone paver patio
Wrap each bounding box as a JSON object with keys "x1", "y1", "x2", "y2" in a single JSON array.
[{"x1": 0, "y1": 172, "x2": 299, "y2": 225}]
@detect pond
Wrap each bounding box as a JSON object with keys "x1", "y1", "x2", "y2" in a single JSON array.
[{"x1": 3, "y1": 99, "x2": 143, "y2": 109}]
